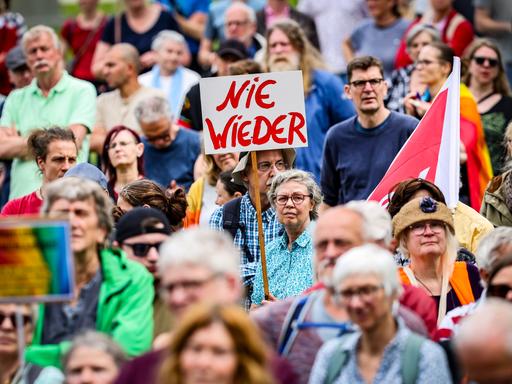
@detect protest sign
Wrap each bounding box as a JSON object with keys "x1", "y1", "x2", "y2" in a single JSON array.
[
  {"x1": 200, "y1": 70, "x2": 307, "y2": 155},
  {"x1": 0, "y1": 218, "x2": 74, "y2": 303}
]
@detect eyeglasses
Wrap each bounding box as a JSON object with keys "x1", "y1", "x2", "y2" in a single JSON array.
[
  {"x1": 275, "y1": 193, "x2": 311, "y2": 206},
  {"x1": 257, "y1": 160, "x2": 287, "y2": 172},
  {"x1": 123, "y1": 242, "x2": 163, "y2": 257},
  {"x1": 349, "y1": 78, "x2": 384, "y2": 89},
  {"x1": 107, "y1": 140, "x2": 136, "y2": 150},
  {"x1": 0, "y1": 312, "x2": 33, "y2": 327},
  {"x1": 487, "y1": 283, "x2": 512, "y2": 299},
  {"x1": 161, "y1": 274, "x2": 219, "y2": 295},
  {"x1": 224, "y1": 19, "x2": 249, "y2": 28},
  {"x1": 145, "y1": 131, "x2": 171, "y2": 144},
  {"x1": 408, "y1": 221, "x2": 445, "y2": 236},
  {"x1": 473, "y1": 56, "x2": 499, "y2": 68},
  {"x1": 415, "y1": 59, "x2": 439, "y2": 67},
  {"x1": 337, "y1": 284, "x2": 383, "y2": 303}
]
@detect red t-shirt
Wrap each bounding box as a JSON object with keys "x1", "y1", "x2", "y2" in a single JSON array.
[
  {"x1": 1, "y1": 191, "x2": 43, "y2": 216},
  {"x1": 61, "y1": 16, "x2": 107, "y2": 82}
]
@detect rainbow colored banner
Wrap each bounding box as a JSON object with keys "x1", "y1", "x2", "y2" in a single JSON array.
[{"x1": 0, "y1": 218, "x2": 74, "y2": 303}]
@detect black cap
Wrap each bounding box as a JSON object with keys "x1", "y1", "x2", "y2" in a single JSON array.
[
  {"x1": 116, "y1": 207, "x2": 172, "y2": 243},
  {"x1": 5, "y1": 46, "x2": 27, "y2": 71},
  {"x1": 216, "y1": 39, "x2": 249, "y2": 60}
]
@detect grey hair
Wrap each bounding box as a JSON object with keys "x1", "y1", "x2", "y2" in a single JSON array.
[
  {"x1": 406, "y1": 23, "x2": 441, "y2": 47},
  {"x1": 332, "y1": 244, "x2": 402, "y2": 297},
  {"x1": 111, "y1": 43, "x2": 141, "y2": 74},
  {"x1": 158, "y1": 228, "x2": 240, "y2": 277},
  {"x1": 268, "y1": 169, "x2": 322, "y2": 220},
  {"x1": 22, "y1": 25, "x2": 61, "y2": 52},
  {"x1": 344, "y1": 200, "x2": 392, "y2": 246},
  {"x1": 454, "y1": 298, "x2": 512, "y2": 357},
  {"x1": 42, "y1": 177, "x2": 114, "y2": 237},
  {"x1": 226, "y1": 2, "x2": 256, "y2": 24},
  {"x1": 475, "y1": 227, "x2": 512, "y2": 271},
  {"x1": 339, "y1": 204, "x2": 372, "y2": 242},
  {"x1": 62, "y1": 330, "x2": 127, "y2": 371},
  {"x1": 134, "y1": 96, "x2": 173, "y2": 123},
  {"x1": 152, "y1": 30, "x2": 187, "y2": 52}
]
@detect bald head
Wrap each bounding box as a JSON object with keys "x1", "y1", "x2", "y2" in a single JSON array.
[
  {"x1": 454, "y1": 299, "x2": 512, "y2": 383},
  {"x1": 314, "y1": 206, "x2": 365, "y2": 285},
  {"x1": 103, "y1": 43, "x2": 141, "y2": 89}
]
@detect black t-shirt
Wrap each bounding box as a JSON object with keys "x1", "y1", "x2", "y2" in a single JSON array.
[
  {"x1": 101, "y1": 10, "x2": 180, "y2": 56},
  {"x1": 481, "y1": 95, "x2": 512, "y2": 173}
]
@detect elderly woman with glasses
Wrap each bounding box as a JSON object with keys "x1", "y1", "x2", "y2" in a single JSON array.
[
  {"x1": 251, "y1": 169, "x2": 322, "y2": 306},
  {"x1": 463, "y1": 39, "x2": 512, "y2": 174},
  {"x1": 393, "y1": 196, "x2": 483, "y2": 325},
  {"x1": 309, "y1": 245, "x2": 451, "y2": 384}
]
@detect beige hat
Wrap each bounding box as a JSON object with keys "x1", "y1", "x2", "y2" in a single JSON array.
[
  {"x1": 392, "y1": 196, "x2": 454, "y2": 238},
  {"x1": 231, "y1": 148, "x2": 296, "y2": 186}
]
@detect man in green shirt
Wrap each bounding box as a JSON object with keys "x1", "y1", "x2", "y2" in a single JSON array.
[{"x1": 0, "y1": 25, "x2": 96, "y2": 200}]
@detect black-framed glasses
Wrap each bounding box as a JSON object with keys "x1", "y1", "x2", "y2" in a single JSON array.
[
  {"x1": 487, "y1": 283, "x2": 512, "y2": 299},
  {"x1": 275, "y1": 193, "x2": 311, "y2": 206},
  {"x1": 123, "y1": 242, "x2": 163, "y2": 257},
  {"x1": 349, "y1": 78, "x2": 384, "y2": 89},
  {"x1": 145, "y1": 131, "x2": 171, "y2": 144},
  {"x1": 473, "y1": 56, "x2": 499, "y2": 68},
  {"x1": 0, "y1": 312, "x2": 33, "y2": 327},
  {"x1": 257, "y1": 160, "x2": 287, "y2": 172}
]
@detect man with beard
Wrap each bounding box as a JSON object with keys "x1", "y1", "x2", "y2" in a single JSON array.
[
  {"x1": 263, "y1": 19, "x2": 354, "y2": 180},
  {"x1": 320, "y1": 56, "x2": 418, "y2": 208}
]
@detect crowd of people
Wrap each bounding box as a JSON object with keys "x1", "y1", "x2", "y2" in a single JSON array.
[{"x1": 1, "y1": 0, "x2": 512, "y2": 383}]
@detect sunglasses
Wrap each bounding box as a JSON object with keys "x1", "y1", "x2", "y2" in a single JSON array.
[
  {"x1": 473, "y1": 56, "x2": 499, "y2": 68},
  {"x1": 123, "y1": 242, "x2": 163, "y2": 257},
  {"x1": 0, "y1": 312, "x2": 33, "y2": 326},
  {"x1": 487, "y1": 283, "x2": 512, "y2": 299}
]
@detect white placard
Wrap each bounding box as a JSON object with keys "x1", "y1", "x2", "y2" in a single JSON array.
[{"x1": 200, "y1": 70, "x2": 308, "y2": 154}]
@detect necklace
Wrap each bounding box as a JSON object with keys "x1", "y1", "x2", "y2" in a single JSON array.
[{"x1": 413, "y1": 273, "x2": 435, "y2": 296}]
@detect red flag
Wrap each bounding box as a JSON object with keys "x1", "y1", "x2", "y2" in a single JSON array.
[{"x1": 368, "y1": 58, "x2": 461, "y2": 209}]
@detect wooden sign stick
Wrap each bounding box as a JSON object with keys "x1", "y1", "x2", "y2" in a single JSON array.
[{"x1": 250, "y1": 151, "x2": 270, "y2": 299}]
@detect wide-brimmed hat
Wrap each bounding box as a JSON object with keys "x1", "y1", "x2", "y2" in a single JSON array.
[
  {"x1": 231, "y1": 148, "x2": 296, "y2": 186},
  {"x1": 392, "y1": 196, "x2": 454, "y2": 238}
]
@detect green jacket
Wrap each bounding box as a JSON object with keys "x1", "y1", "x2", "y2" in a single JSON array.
[
  {"x1": 481, "y1": 170, "x2": 512, "y2": 227},
  {"x1": 25, "y1": 248, "x2": 154, "y2": 367}
]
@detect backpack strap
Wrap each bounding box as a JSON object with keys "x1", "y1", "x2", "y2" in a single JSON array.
[
  {"x1": 222, "y1": 196, "x2": 243, "y2": 240},
  {"x1": 277, "y1": 294, "x2": 311, "y2": 356},
  {"x1": 401, "y1": 332, "x2": 425, "y2": 384},
  {"x1": 324, "y1": 334, "x2": 353, "y2": 384}
]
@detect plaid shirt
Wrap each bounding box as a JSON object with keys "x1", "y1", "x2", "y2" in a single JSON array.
[{"x1": 209, "y1": 193, "x2": 283, "y2": 285}]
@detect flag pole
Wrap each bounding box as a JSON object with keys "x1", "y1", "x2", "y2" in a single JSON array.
[{"x1": 250, "y1": 152, "x2": 270, "y2": 300}]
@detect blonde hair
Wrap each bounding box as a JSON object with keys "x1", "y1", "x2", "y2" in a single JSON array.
[{"x1": 158, "y1": 304, "x2": 274, "y2": 384}]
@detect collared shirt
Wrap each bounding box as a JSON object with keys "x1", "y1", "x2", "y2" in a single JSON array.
[
  {"x1": 308, "y1": 319, "x2": 452, "y2": 384},
  {"x1": 0, "y1": 71, "x2": 96, "y2": 199},
  {"x1": 209, "y1": 193, "x2": 282, "y2": 284},
  {"x1": 251, "y1": 228, "x2": 314, "y2": 305}
]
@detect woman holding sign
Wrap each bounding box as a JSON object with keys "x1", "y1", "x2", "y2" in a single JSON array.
[{"x1": 251, "y1": 170, "x2": 321, "y2": 306}]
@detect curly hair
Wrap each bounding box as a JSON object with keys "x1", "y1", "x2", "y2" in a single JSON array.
[
  {"x1": 158, "y1": 304, "x2": 274, "y2": 384},
  {"x1": 115, "y1": 179, "x2": 187, "y2": 227},
  {"x1": 27, "y1": 127, "x2": 76, "y2": 161}
]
